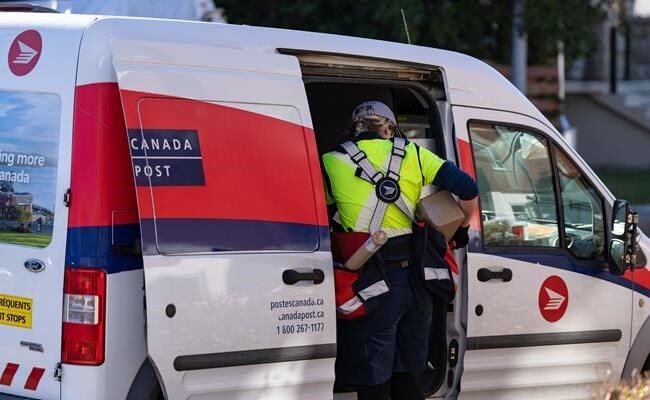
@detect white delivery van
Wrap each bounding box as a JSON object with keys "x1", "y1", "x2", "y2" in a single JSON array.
[{"x1": 0, "y1": 6, "x2": 647, "y2": 400}]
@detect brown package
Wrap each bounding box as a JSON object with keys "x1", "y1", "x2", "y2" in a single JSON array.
[{"x1": 416, "y1": 187, "x2": 466, "y2": 242}]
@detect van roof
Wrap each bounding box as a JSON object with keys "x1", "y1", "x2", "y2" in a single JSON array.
[{"x1": 6, "y1": 12, "x2": 551, "y2": 131}]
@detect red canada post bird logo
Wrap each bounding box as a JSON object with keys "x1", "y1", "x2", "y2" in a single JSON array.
[
  {"x1": 8, "y1": 30, "x2": 42, "y2": 76},
  {"x1": 538, "y1": 275, "x2": 569, "y2": 323}
]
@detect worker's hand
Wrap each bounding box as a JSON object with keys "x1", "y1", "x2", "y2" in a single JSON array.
[{"x1": 450, "y1": 225, "x2": 470, "y2": 249}]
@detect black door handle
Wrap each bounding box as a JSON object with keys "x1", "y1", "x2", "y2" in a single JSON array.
[
  {"x1": 477, "y1": 267, "x2": 512, "y2": 282},
  {"x1": 283, "y1": 269, "x2": 325, "y2": 285}
]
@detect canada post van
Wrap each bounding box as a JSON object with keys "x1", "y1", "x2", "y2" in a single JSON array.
[{"x1": 0, "y1": 7, "x2": 648, "y2": 400}]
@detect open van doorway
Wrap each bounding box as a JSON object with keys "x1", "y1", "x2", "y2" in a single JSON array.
[{"x1": 292, "y1": 52, "x2": 462, "y2": 397}]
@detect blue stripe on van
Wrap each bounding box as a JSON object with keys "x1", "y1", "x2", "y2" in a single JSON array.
[
  {"x1": 66, "y1": 224, "x2": 143, "y2": 273},
  {"x1": 66, "y1": 221, "x2": 331, "y2": 274},
  {"x1": 139, "y1": 219, "x2": 330, "y2": 256},
  {"x1": 488, "y1": 253, "x2": 650, "y2": 298}
]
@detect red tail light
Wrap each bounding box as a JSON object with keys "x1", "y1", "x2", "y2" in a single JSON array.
[{"x1": 62, "y1": 268, "x2": 106, "y2": 365}]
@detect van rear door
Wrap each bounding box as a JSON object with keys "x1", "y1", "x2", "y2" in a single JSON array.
[
  {"x1": 111, "y1": 39, "x2": 336, "y2": 400},
  {"x1": 0, "y1": 16, "x2": 87, "y2": 400}
]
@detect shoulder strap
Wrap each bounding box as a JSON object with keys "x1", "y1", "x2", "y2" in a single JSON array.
[
  {"x1": 340, "y1": 138, "x2": 415, "y2": 233},
  {"x1": 340, "y1": 140, "x2": 382, "y2": 184},
  {"x1": 414, "y1": 143, "x2": 425, "y2": 185},
  {"x1": 386, "y1": 137, "x2": 407, "y2": 180}
]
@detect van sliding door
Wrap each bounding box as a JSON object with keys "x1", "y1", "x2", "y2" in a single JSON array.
[{"x1": 111, "y1": 39, "x2": 336, "y2": 400}]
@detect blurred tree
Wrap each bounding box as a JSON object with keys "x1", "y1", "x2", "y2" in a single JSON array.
[
  {"x1": 216, "y1": 0, "x2": 607, "y2": 65},
  {"x1": 525, "y1": 1, "x2": 607, "y2": 65},
  {"x1": 0, "y1": 181, "x2": 14, "y2": 193},
  {"x1": 7, "y1": 205, "x2": 22, "y2": 221}
]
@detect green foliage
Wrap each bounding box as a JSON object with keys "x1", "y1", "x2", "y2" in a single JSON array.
[
  {"x1": 7, "y1": 205, "x2": 23, "y2": 221},
  {"x1": 526, "y1": 0, "x2": 607, "y2": 65},
  {"x1": 216, "y1": 0, "x2": 608, "y2": 64},
  {"x1": 20, "y1": 209, "x2": 32, "y2": 223},
  {"x1": 0, "y1": 230, "x2": 51, "y2": 248},
  {"x1": 6, "y1": 206, "x2": 32, "y2": 224},
  {"x1": 595, "y1": 168, "x2": 650, "y2": 204},
  {"x1": 0, "y1": 181, "x2": 14, "y2": 193}
]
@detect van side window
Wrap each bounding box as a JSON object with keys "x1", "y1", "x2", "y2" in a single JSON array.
[
  {"x1": 553, "y1": 147, "x2": 605, "y2": 260},
  {"x1": 0, "y1": 91, "x2": 60, "y2": 248},
  {"x1": 469, "y1": 122, "x2": 559, "y2": 248}
]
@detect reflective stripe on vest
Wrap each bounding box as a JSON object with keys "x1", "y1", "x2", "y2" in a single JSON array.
[
  {"x1": 424, "y1": 267, "x2": 451, "y2": 281},
  {"x1": 336, "y1": 279, "x2": 389, "y2": 315},
  {"x1": 340, "y1": 138, "x2": 414, "y2": 233}
]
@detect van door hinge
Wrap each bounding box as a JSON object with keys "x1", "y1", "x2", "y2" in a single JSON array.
[
  {"x1": 63, "y1": 189, "x2": 71, "y2": 207},
  {"x1": 54, "y1": 363, "x2": 62, "y2": 381}
]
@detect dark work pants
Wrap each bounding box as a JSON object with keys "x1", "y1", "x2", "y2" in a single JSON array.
[{"x1": 335, "y1": 268, "x2": 433, "y2": 399}]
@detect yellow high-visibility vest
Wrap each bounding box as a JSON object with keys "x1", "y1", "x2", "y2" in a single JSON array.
[{"x1": 322, "y1": 136, "x2": 445, "y2": 237}]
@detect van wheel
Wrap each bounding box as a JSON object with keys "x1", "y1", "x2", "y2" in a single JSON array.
[{"x1": 643, "y1": 354, "x2": 650, "y2": 372}]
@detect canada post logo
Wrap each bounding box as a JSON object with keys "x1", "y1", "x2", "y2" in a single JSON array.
[
  {"x1": 128, "y1": 129, "x2": 205, "y2": 186},
  {"x1": 376, "y1": 177, "x2": 400, "y2": 203},
  {"x1": 8, "y1": 30, "x2": 42, "y2": 76},
  {"x1": 538, "y1": 275, "x2": 569, "y2": 323}
]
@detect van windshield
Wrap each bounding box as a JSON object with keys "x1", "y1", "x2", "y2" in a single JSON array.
[{"x1": 0, "y1": 91, "x2": 60, "y2": 247}]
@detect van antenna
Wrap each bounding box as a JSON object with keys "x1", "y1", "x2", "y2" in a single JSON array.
[{"x1": 401, "y1": 9, "x2": 412, "y2": 44}]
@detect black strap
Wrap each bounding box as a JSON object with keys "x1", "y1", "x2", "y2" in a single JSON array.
[{"x1": 414, "y1": 143, "x2": 425, "y2": 185}]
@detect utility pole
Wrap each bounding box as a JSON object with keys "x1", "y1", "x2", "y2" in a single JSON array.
[
  {"x1": 511, "y1": 0, "x2": 527, "y2": 94},
  {"x1": 610, "y1": 26, "x2": 618, "y2": 93}
]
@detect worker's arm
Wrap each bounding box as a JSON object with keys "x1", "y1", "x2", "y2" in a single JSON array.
[
  {"x1": 419, "y1": 147, "x2": 478, "y2": 206},
  {"x1": 458, "y1": 196, "x2": 479, "y2": 228},
  {"x1": 419, "y1": 147, "x2": 479, "y2": 248},
  {"x1": 450, "y1": 197, "x2": 480, "y2": 248}
]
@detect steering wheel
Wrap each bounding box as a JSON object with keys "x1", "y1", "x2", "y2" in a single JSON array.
[{"x1": 553, "y1": 233, "x2": 574, "y2": 248}]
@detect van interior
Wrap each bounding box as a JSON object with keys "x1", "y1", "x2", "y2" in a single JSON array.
[{"x1": 292, "y1": 52, "x2": 453, "y2": 395}]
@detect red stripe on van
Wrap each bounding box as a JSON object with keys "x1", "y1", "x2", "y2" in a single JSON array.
[
  {"x1": 23, "y1": 367, "x2": 45, "y2": 391},
  {"x1": 0, "y1": 363, "x2": 19, "y2": 386},
  {"x1": 72, "y1": 83, "x2": 328, "y2": 229},
  {"x1": 457, "y1": 139, "x2": 475, "y2": 179},
  {"x1": 630, "y1": 267, "x2": 650, "y2": 290},
  {"x1": 70, "y1": 83, "x2": 138, "y2": 228},
  {"x1": 118, "y1": 89, "x2": 328, "y2": 227},
  {"x1": 457, "y1": 138, "x2": 480, "y2": 229}
]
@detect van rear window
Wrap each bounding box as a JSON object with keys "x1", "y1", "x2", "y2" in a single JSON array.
[
  {"x1": 0, "y1": 91, "x2": 60, "y2": 248},
  {"x1": 132, "y1": 98, "x2": 321, "y2": 254}
]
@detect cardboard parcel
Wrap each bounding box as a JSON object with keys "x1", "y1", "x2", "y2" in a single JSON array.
[{"x1": 416, "y1": 186, "x2": 465, "y2": 242}]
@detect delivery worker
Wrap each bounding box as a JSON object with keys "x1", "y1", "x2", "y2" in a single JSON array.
[{"x1": 322, "y1": 101, "x2": 478, "y2": 400}]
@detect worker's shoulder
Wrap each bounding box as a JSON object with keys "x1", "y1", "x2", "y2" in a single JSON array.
[
  {"x1": 322, "y1": 147, "x2": 342, "y2": 157},
  {"x1": 405, "y1": 140, "x2": 419, "y2": 151},
  {"x1": 409, "y1": 142, "x2": 442, "y2": 160},
  {"x1": 403, "y1": 140, "x2": 426, "y2": 158},
  {"x1": 321, "y1": 148, "x2": 346, "y2": 165}
]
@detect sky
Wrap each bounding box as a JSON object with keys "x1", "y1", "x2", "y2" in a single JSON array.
[
  {"x1": 0, "y1": 91, "x2": 60, "y2": 213},
  {"x1": 635, "y1": 0, "x2": 650, "y2": 16},
  {"x1": 0, "y1": 92, "x2": 59, "y2": 163}
]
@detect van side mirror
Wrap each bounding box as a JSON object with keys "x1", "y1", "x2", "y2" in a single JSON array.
[{"x1": 609, "y1": 199, "x2": 639, "y2": 275}]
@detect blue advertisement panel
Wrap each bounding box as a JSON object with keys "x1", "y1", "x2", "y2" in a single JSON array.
[{"x1": 0, "y1": 91, "x2": 60, "y2": 247}]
